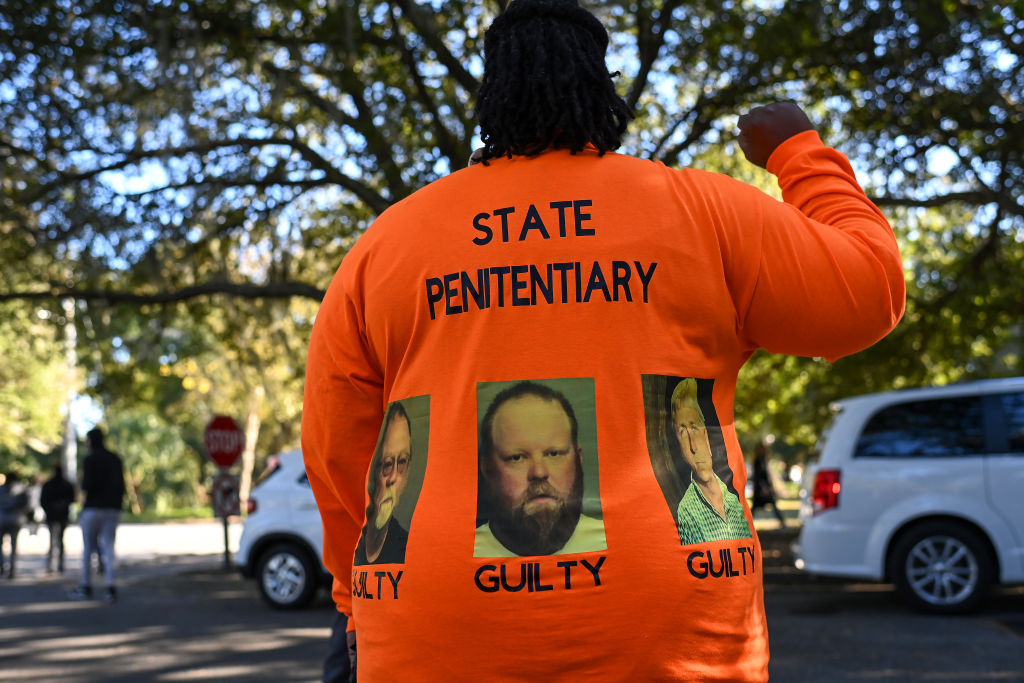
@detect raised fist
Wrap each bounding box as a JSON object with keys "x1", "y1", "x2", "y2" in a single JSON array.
[{"x1": 737, "y1": 102, "x2": 815, "y2": 169}]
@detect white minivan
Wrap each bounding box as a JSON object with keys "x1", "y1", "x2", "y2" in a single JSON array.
[{"x1": 795, "y1": 377, "x2": 1024, "y2": 614}]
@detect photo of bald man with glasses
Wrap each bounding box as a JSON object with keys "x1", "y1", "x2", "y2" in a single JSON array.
[{"x1": 355, "y1": 401, "x2": 415, "y2": 565}]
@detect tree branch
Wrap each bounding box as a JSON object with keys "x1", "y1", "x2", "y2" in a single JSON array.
[
  {"x1": 289, "y1": 139, "x2": 392, "y2": 215},
  {"x1": 390, "y1": 7, "x2": 465, "y2": 164},
  {"x1": 625, "y1": 1, "x2": 684, "y2": 112},
  {"x1": 872, "y1": 190, "x2": 1015, "y2": 213},
  {"x1": 0, "y1": 280, "x2": 326, "y2": 305},
  {"x1": 261, "y1": 60, "x2": 357, "y2": 130},
  {"x1": 0, "y1": 134, "x2": 38, "y2": 158},
  {"x1": 392, "y1": 0, "x2": 480, "y2": 94},
  {"x1": 22, "y1": 134, "x2": 392, "y2": 217},
  {"x1": 333, "y1": 66, "x2": 413, "y2": 201},
  {"x1": 28, "y1": 136, "x2": 302, "y2": 198}
]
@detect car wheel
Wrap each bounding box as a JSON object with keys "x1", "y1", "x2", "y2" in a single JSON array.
[
  {"x1": 889, "y1": 521, "x2": 993, "y2": 615},
  {"x1": 256, "y1": 542, "x2": 318, "y2": 610}
]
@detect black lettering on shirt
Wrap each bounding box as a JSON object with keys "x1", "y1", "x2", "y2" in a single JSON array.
[
  {"x1": 425, "y1": 260, "x2": 660, "y2": 320},
  {"x1": 687, "y1": 547, "x2": 757, "y2": 581},
  {"x1": 474, "y1": 557, "x2": 608, "y2": 594}
]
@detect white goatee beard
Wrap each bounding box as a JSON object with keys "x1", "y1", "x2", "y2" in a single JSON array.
[{"x1": 374, "y1": 499, "x2": 394, "y2": 529}]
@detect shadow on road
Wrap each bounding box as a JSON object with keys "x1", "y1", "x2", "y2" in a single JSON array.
[{"x1": 0, "y1": 554, "x2": 333, "y2": 683}]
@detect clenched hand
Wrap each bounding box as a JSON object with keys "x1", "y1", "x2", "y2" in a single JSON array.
[{"x1": 738, "y1": 103, "x2": 816, "y2": 169}]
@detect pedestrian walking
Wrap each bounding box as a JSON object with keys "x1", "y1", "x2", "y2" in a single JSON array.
[
  {"x1": 41, "y1": 463, "x2": 76, "y2": 574},
  {"x1": 751, "y1": 442, "x2": 787, "y2": 527},
  {"x1": 0, "y1": 471, "x2": 29, "y2": 579},
  {"x1": 69, "y1": 427, "x2": 125, "y2": 603}
]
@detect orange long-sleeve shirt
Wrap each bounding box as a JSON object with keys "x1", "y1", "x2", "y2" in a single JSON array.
[{"x1": 302, "y1": 131, "x2": 904, "y2": 681}]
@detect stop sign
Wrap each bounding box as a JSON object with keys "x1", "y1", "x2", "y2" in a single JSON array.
[{"x1": 204, "y1": 415, "x2": 244, "y2": 469}]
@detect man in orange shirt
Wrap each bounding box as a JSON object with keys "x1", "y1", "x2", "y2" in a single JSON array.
[{"x1": 304, "y1": 0, "x2": 904, "y2": 680}]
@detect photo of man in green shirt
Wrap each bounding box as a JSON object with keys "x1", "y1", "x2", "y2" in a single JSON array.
[{"x1": 670, "y1": 378, "x2": 752, "y2": 545}]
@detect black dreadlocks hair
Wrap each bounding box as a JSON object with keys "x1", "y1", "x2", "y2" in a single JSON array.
[{"x1": 475, "y1": 0, "x2": 633, "y2": 162}]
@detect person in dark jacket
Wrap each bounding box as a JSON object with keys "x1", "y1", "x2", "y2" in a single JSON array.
[
  {"x1": 751, "y1": 442, "x2": 786, "y2": 527},
  {"x1": 40, "y1": 463, "x2": 76, "y2": 574},
  {"x1": 69, "y1": 427, "x2": 125, "y2": 602},
  {"x1": 0, "y1": 471, "x2": 29, "y2": 579}
]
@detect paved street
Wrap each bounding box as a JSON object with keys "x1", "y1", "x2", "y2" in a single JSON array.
[
  {"x1": 0, "y1": 520, "x2": 332, "y2": 682},
  {"x1": 1, "y1": 520, "x2": 1023, "y2": 682}
]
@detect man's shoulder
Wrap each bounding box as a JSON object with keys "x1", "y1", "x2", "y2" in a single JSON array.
[
  {"x1": 100, "y1": 449, "x2": 124, "y2": 465},
  {"x1": 677, "y1": 483, "x2": 700, "y2": 507},
  {"x1": 375, "y1": 167, "x2": 472, "y2": 218}
]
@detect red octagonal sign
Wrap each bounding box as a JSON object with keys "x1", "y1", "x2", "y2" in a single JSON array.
[{"x1": 204, "y1": 415, "x2": 244, "y2": 469}]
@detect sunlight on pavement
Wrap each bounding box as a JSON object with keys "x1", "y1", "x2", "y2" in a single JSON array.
[
  {"x1": 160, "y1": 665, "x2": 266, "y2": 680},
  {"x1": 0, "y1": 601, "x2": 97, "y2": 617}
]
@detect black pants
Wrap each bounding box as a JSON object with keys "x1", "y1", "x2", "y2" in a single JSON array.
[
  {"x1": 48, "y1": 520, "x2": 68, "y2": 572},
  {"x1": 323, "y1": 611, "x2": 355, "y2": 683}
]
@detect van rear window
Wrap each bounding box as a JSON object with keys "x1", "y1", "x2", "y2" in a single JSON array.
[
  {"x1": 854, "y1": 396, "x2": 986, "y2": 458},
  {"x1": 1001, "y1": 393, "x2": 1024, "y2": 452}
]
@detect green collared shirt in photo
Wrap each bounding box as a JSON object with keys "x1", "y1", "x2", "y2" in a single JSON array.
[{"x1": 676, "y1": 472, "x2": 752, "y2": 545}]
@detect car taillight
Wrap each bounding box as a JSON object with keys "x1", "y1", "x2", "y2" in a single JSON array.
[
  {"x1": 246, "y1": 498, "x2": 258, "y2": 515},
  {"x1": 811, "y1": 469, "x2": 841, "y2": 513}
]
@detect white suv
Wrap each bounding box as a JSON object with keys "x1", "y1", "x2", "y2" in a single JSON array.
[
  {"x1": 236, "y1": 450, "x2": 332, "y2": 609},
  {"x1": 795, "y1": 377, "x2": 1024, "y2": 614}
]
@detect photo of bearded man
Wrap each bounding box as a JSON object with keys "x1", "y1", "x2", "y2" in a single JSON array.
[{"x1": 475, "y1": 380, "x2": 606, "y2": 558}]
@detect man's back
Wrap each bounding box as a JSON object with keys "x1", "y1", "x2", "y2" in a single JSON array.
[
  {"x1": 82, "y1": 449, "x2": 124, "y2": 511},
  {"x1": 41, "y1": 474, "x2": 75, "y2": 522},
  {"x1": 0, "y1": 481, "x2": 27, "y2": 524},
  {"x1": 304, "y1": 135, "x2": 903, "y2": 680}
]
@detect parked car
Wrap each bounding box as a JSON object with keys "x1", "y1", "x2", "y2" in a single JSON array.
[
  {"x1": 236, "y1": 450, "x2": 332, "y2": 609},
  {"x1": 794, "y1": 377, "x2": 1024, "y2": 614}
]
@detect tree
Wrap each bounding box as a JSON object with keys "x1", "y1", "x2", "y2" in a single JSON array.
[
  {"x1": 1, "y1": 1, "x2": 1020, "y2": 462},
  {"x1": 0, "y1": 304, "x2": 73, "y2": 471}
]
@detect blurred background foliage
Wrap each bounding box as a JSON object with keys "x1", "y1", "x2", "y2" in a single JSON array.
[{"x1": 0, "y1": 0, "x2": 1021, "y2": 510}]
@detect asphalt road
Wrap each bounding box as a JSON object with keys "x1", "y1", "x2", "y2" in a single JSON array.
[
  {"x1": 761, "y1": 529, "x2": 1024, "y2": 682},
  {"x1": 0, "y1": 521, "x2": 332, "y2": 682},
  {"x1": 1, "y1": 521, "x2": 1022, "y2": 682}
]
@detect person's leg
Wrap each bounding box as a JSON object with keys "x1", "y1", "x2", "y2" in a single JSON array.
[
  {"x1": 98, "y1": 509, "x2": 119, "y2": 597},
  {"x1": 47, "y1": 521, "x2": 58, "y2": 572},
  {"x1": 77, "y1": 509, "x2": 99, "y2": 593},
  {"x1": 323, "y1": 611, "x2": 354, "y2": 683},
  {"x1": 46, "y1": 522, "x2": 54, "y2": 572},
  {"x1": 770, "y1": 498, "x2": 786, "y2": 526},
  {"x1": 0, "y1": 525, "x2": 9, "y2": 576},
  {"x1": 7, "y1": 524, "x2": 17, "y2": 578},
  {"x1": 56, "y1": 521, "x2": 67, "y2": 572}
]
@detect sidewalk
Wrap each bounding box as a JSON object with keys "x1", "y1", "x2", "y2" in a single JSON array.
[{"x1": 5, "y1": 519, "x2": 244, "y2": 585}]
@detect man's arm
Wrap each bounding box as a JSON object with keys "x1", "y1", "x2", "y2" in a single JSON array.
[
  {"x1": 727, "y1": 103, "x2": 905, "y2": 360},
  {"x1": 80, "y1": 457, "x2": 93, "y2": 498},
  {"x1": 302, "y1": 259, "x2": 385, "y2": 622}
]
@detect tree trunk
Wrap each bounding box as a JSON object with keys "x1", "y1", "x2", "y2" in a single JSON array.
[
  {"x1": 239, "y1": 387, "x2": 264, "y2": 512},
  {"x1": 124, "y1": 471, "x2": 143, "y2": 515}
]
